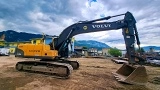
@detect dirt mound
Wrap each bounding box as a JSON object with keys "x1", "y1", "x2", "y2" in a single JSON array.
[{"x1": 149, "y1": 76, "x2": 160, "y2": 84}]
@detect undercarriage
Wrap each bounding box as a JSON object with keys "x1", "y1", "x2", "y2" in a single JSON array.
[{"x1": 16, "y1": 59, "x2": 79, "y2": 78}]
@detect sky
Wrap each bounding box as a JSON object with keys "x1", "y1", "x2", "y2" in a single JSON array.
[{"x1": 0, "y1": 0, "x2": 160, "y2": 49}]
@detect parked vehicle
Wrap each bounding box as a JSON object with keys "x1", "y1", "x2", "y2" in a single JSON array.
[
  {"x1": 145, "y1": 56, "x2": 154, "y2": 64},
  {"x1": 145, "y1": 56, "x2": 160, "y2": 66},
  {"x1": 0, "y1": 48, "x2": 10, "y2": 56},
  {"x1": 150, "y1": 59, "x2": 160, "y2": 66}
]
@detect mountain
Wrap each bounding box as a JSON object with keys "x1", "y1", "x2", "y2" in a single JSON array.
[
  {"x1": 0, "y1": 30, "x2": 43, "y2": 42},
  {"x1": 2, "y1": 30, "x2": 159, "y2": 51},
  {"x1": 142, "y1": 46, "x2": 160, "y2": 51},
  {"x1": 0, "y1": 30, "x2": 110, "y2": 49},
  {"x1": 74, "y1": 40, "x2": 110, "y2": 50}
]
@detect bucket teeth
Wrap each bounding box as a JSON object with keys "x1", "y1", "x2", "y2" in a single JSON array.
[
  {"x1": 115, "y1": 76, "x2": 119, "y2": 78},
  {"x1": 115, "y1": 77, "x2": 119, "y2": 80},
  {"x1": 118, "y1": 79, "x2": 122, "y2": 81},
  {"x1": 112, "y1": 64, "x2": 148, "y2": 85}
]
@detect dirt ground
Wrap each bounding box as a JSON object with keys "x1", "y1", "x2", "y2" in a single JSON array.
[{"x1": 0, "y1": 55, "x2": 160, "y2": 90}]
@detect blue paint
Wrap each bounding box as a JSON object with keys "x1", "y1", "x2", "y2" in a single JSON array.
[
  {"x1": 45, "y1": 38, "x2": 52, "y2": 44},
  {"x1": 88, "y1": 0, "x2": 97, "y2": 6}
]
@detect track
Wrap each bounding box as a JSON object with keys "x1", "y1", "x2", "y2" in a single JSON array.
[
  {"x1": 15, "y1": 60, "x2": 73, "y2": 78},
  {"x1": 40, "y1": 59, "x2": 80, "y2": 70}
]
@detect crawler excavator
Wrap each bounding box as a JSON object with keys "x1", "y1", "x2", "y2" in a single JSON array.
[{"x1": 15, "y1": 11, "x2": 147, "y2": 85}]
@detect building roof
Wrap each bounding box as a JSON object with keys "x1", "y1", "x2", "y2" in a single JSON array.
[
  {"x1": 102, "y1": 48, "x2": 110, "y2": 50},
  {"x1": 30, "y1": 38, "x2": 42, "y2": 40},
  {"x1": 7, "y1": 41, "x2": 31, "y2": 43},
  {"x1": 74, "y1": 46, "x2": 83, "y2": 49},
  {"x1": 88, "y1": 48, "x2": 98, "y2": 50}
]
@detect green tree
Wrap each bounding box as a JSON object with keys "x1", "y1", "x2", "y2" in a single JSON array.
[
  {"x1": 108, "y1": 47, "x2": 122, "y2": 57},
  {"x1": 136, "y1": 48, "x2": 145, "y2": 53},
  {"x1": 82, "y1": 46, "x2": 87, "y2": 49}
]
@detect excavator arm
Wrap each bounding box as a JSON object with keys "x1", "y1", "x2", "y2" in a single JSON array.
[
  {"x1": 53, "y1": 12, "x2": 148, "y2": 85},
  {"x1": 15, "y1": 11, "x2": 147, "y2": 85},
  {"x1": 55, "y1": 11, "x2": 140, "y2": 64}
]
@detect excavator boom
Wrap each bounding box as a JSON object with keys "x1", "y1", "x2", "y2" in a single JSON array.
[{"x1": 15, "y1": 11, "x2": 147, "y2": 84}]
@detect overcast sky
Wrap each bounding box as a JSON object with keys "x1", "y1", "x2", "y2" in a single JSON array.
[{"x1": 0, "y1": 0, "x2": 160, "y2": 49}]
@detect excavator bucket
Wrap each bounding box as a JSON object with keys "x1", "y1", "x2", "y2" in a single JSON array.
[{"x1": 112, "y1": 63, "x2": 148, "y2": 85}]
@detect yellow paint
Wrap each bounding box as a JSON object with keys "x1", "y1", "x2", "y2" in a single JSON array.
[
  {"x1": 14, "y1": 43, "x2": 17, "y2": 46},
  {"x1": 10, "y1": 48, "x2": 15, "y2": 54},
  {"x1": 6, "y1": 41, "x2": 31, "y2": 54},
  {"x1": 18, "y1": 43, "x2": 58, "y2": 57},
  {"x1": 0, "y1": 40, "x2": 5, "y2": 46},
  {"x1": 125, "y1": 28, "x2": 129, "y2": 33},
  {"x1": 31, "y1": 38, "x2": 43, "y2": 45},
  {"x1": 71, "y1": 37, "x2": 75, "y2": 42},
  {"x1": 83, "y1": 26, "x2": 88, "y2": 30},
  {"x1": 9, "y1": 43, "x2": 18, "y2": 47},
  {"x1": 8, "y1": 42, "x2": 30, "y2": 47}
]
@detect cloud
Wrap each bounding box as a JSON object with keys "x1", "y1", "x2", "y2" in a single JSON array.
[
  {"x1": 0, "y1": 20, "x2": 5, "y2": 30},
  {"x1": 0, "y1": 0, "x2": 160, "y2": 49},
  {"x1": 88, "y1": 0, "x2": 97, "y2": 7}
]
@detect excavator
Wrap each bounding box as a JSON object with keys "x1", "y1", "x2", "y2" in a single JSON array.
[{"x1": 15, "y1": 11, "x2": 147, "y2": 85}]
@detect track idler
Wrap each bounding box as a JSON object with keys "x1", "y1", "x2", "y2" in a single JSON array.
[{"x1": 64, "y1": 60, "x2": 80, "y2": 70}]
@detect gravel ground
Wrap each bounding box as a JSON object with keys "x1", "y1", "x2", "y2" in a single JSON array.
[{"x1": 0, "y1": 55, "x2": 160, "y2": 90}]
